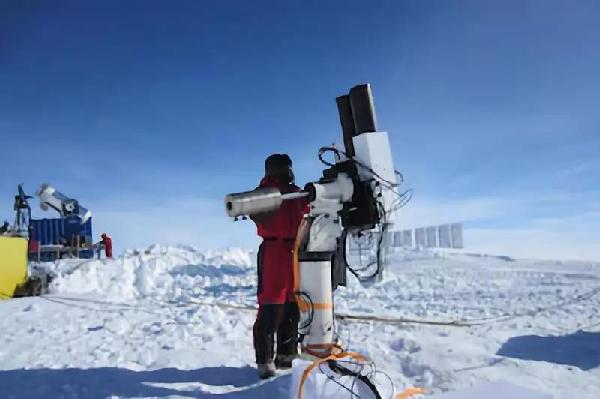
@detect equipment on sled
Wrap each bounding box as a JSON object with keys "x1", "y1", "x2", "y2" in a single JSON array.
[
  {"x1": 1, "y1": 184, "x2": 95, "y2": 299},
  {"x1": 31, "y1": 184, "x2": 95, "y2": 261}
]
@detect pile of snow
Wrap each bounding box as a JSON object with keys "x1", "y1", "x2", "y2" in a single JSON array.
[
  {"x1": 0, "y1": 246, "x2": 598, "y2": 398},
  {"x1": 45, "y1": 245, "x2": 257, "y2": 305}
]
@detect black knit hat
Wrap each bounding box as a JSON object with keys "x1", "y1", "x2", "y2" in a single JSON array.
[
  {"x1": 265, "y1": 153, "x2": 293, "y2": 182},
  {"x1": 265, "y1": 153, "x2": 291, "y2": 173}
]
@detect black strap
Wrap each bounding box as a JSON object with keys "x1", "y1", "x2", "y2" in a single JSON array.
[
  {"x1": 263, "y1": 237, "x2": 295, "y2": 242},
  {"x1": 297, "y1": 250, "x2": 333, "y2": 262}
]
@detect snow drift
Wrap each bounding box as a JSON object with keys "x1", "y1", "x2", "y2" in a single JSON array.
[{"x1": 0, "y1": 245, "x2": 598, "y2": 398}]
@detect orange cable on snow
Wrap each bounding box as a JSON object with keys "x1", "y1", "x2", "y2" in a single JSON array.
[{"x1": 395, "y1": 387, "x2": 427, "y2": 399}]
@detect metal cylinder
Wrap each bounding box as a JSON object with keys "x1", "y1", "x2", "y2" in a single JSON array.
[
  {"x1": 349, "y1": 83, "x2": 378, "y2": 134},
  {"x1": 224, "y1": 187, "x2": 283, "y2": 218},
  {"x1": 299, "y1": 259, "x2": 335, "y2": 356}
]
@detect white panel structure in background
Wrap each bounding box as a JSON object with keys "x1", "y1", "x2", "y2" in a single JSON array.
[
  {"x1": 385, "y1": 231, "x2": 394, "y2": 247},
  {"x1": 425, "y1": 226, "x2": 437, "y2": 248},
  {"x1": 393, "y1": 231, "x2": 403, "y2": 247},
  {"x1": 451, "y1": 223, "x2": 464, "y2": 249},
  {"x1": 415, "y1": 228, "x2": 425, "y2": 248},
  {"x1": 402, "y1": 230, "x2": 413, "y2": 248},
  {"x1": 438, "y1": 224, "x2": 451, "y2": 248},
  {"x1": 389, "y1": 223, "x2": 463, "y2": 250}
]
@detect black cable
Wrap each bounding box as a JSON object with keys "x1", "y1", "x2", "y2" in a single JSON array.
[
  {"x1": 342, "y1": 207, "x2": 381, "y2": 279},
  {"x1": 318, "y1": 361, "x2": 361, "y2": 398},
  {"x1": 387, "y1": 188, "x2": 413, "y2": 213},
  {"x1": 318, "y1": 147, "x2": 340, "y2": 167},
  {"x1": 319, "y1": 147, "x2": 400, "y2": 189},
  {"x1": 344, "y1": 201, "x2": 388, "y2": 283},
  {"x1": 345, "y1": 238, "x2": 373, "y2": 278},
  {"x1": 295, "y1": 290, "x2": 314, "y2": 333},
  {"x1": 317, "y1": 144, "x2": 414, "y2": 284},
  {"x1": 327, "y1": 359, "x2": 383, "y2": 399},
  {"x1": 367, "y1": 369, "x2": 395, "y2": 399},
  {"x1": 317, "y1": 358, "x2": 370, "y2": 398}
]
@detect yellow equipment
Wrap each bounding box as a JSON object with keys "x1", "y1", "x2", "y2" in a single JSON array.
[{"x1": 0, "y1": 236, "x2": 28, "y2": 299}]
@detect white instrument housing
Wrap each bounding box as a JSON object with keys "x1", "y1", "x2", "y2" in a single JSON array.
[
  {"x1": 352, "y1": 131, "x2": 397, "y2": 222},
  {"x1": 307, "y1": 173, "x2": 354, "y2": 219},
  {"x1": 37, "y1": 184, "x2": 91, "y2": 223}
]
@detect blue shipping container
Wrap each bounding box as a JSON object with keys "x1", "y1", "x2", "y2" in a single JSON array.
[{"x1": 30, "y1": 217, "x2": 93, "y2": 245}]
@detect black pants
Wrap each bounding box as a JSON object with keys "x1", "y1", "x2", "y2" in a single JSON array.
[{"x1": 253, "y1": 302, "x2": 300, "y2": 364}]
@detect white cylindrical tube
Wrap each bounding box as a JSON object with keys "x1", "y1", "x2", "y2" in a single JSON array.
[
  {"x1": 298, "y1": 259, "x2": 335, "y2": 357},
  {"x1": 281, "y1": 191, "x2": 309, "y2": 201},
  {"x1": 224, "y1": 188, "x2": 308, "y2": 218},
  {"x1": 224, "y1": 187, "x2": 283, "y2": 218}
]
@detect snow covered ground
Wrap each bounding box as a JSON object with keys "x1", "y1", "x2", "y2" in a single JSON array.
[{"x1": 0, "y1": 245, "x2": 599, "y2": 398}]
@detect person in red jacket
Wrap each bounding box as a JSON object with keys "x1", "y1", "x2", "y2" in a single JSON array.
[
  {"x1": 251, "y1": 153, "x2": 308, "y2": 379},
  {"x1": 100, "y1": 233, "x2": 113, "y2": 258}
]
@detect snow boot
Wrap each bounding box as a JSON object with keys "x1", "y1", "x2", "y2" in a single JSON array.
[
  {"x1": 257, "y1": 362, "x2": 276, "y2": 379},
  {"x1": 274, "y1": 354, "x2": 296, "y2": 369}
]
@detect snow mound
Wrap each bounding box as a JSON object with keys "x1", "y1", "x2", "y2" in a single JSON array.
[{"x1": 48, "y1": 245, "x2": 256, "y2": 304}]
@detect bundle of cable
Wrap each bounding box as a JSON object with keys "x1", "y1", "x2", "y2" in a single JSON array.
[{"x1": 290, "y1": 352, "x2": 425, "y2": 399}]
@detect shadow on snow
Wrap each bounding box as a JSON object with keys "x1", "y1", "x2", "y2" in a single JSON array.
[
  {"x1": 0, "y1": 366, "x2": 291, "y2": 398},
  {"x1": 496, "y1": 330, "x2": 600, "y2": 370},
  {"x1": 170, "y1": 264, "x2": 248, "y2": 279}
]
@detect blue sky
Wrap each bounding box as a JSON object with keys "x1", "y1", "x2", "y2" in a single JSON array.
[{"x1": 1, "y1": 1, "x2": 598, "y2": 260}]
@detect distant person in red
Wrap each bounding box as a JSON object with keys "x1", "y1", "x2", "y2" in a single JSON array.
[
  {"x1": 100, "y1": 233, "x2": 113, "y2": 258},
  {"x1": 251, "y1": 153, "x2": 308, "y2": 379}
]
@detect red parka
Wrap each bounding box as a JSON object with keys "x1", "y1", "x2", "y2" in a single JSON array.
[
  {"x1": 254, "y1": 176, "x2": 308, "y2": 305},
  {"x1": 101, "y1": 233, "x2": 113, "y2": 258}
]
